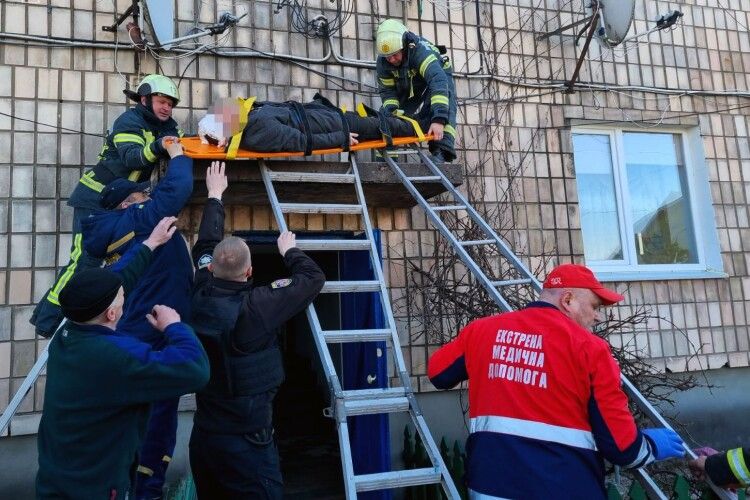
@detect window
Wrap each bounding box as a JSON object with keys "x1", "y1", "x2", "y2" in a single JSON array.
[{"x1": 572, "y1": 127, "x2": 723, "y2": 280}]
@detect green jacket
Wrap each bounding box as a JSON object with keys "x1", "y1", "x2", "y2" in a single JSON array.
[{"x1": 36, "y1": 244, "x2": 209, "y2": 499}]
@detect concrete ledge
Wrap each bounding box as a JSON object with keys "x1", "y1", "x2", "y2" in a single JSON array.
[{"x1": 190, "y1": 160, "x2": 463, "y2": 207}]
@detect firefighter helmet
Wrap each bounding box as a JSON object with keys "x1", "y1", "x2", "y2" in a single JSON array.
[
  {"x1": 124, "y1": 74, "x2": 180, "y2": 105},
  {"x1": 376, "y1": 19, "x2": 408, "y2": 57}
]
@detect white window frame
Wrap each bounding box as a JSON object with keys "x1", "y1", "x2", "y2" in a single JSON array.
[{"x1": 572, "y1": 125, "x2": 725, "y2": 282}]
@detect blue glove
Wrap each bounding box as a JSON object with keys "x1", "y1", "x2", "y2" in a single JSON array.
[{"x1": 642, "y1": 428, "x2": 685, "y2": 460}]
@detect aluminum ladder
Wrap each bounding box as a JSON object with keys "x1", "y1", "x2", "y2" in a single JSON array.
[
  {"x1": 382, "y1": 149, "x2": 736, "y2": 500},
  {"x1": 258, "y1": 158, "x2": 460, "y2": 499}
]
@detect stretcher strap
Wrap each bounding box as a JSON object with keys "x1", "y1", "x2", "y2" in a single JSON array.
[
  {"x1": 356, "y1": 103, "x2": 393, "y2": 148},
  {"x1": 314, "y1": 93, "x2": 349, "y2": 152},
  {"x1": 291, "y1": 102, "x2": 314, "y2": 156},
  {"x1": 226, "y1": 97, "x2": 256, "y2": 160},
  {"x1": 393, "y1": 110, "x2": 425, "y2": 142}
]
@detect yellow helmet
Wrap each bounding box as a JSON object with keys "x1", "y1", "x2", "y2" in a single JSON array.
[
  {"x1": 376, "y1": 19, "x2": 408, "y2": 57},
  {"x1": 124, "y1": 74, "x2": 180, "y2": 105}
]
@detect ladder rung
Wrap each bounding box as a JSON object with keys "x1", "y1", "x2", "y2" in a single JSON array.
[
  {"x1": 321, "y1": 281, "x2": 381, "y2": 293},
  {"x1": 491, "y1": 278, "x2": 533, "y2": 287},
  {"x1": 355, "y1": 468, "x2": 442, "y2": 492},
  {"x1": 295, "y1": 239, "x2": 371, "y2": 251},
  {"x1": 387, "y1": 149, "x2": 419, "y2": 155},
  {"x1": 267, "y1": 171, "x2": 355, "y2": 183},
  {"x1": 342, "y1": 388, "x2": 406, "y2": 401},
  {"x1": 432, "y1": 205, "x2": 467, "y2": 211},
  {"x1": 323, "y1": 328, "x2": 391, "y2": 343},
  {"x1": 407, "y1": 176, "x2": 442, "y2": 182},
  {"x1": 459, "y1": 239, "x2": 495, "y2": 247},
  {"x1": 343, "y1": 397, "x2": 409, "y2": 416},
  {"x1": 279, "y1": 203, "x2": 362, "y2": 214}
]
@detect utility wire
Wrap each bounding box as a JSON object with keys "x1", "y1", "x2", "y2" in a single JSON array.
[{"x1": 0, "y1": 110, "x2": 106, "y2": 137}]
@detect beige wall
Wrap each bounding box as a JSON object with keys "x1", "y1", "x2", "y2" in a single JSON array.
[{"x1": 1, "y1": 0, "x2": 750, "y2": 435}]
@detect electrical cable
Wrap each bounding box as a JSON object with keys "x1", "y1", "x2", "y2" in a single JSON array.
[{"x1": 0, "y1": 110, "x2": 106, "y2": 137}]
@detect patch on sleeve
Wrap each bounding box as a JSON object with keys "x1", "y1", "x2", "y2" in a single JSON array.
[
  {"x1": 198, "y1": 254, "x2": 213, "y2": 269},
  {"x1": 271, "y1": 278, "x2": 292, "y2": 289}
]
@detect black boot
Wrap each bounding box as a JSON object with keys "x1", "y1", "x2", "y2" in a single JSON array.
[{"x1": 429, "y1": 150, "x2": 446, "y2": 165}]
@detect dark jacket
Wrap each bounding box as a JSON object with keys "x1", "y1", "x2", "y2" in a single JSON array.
[
  {"x1": 69, "y1": 104, "x2": 181, "y2": 210},
  {"x1": 705, "y1": 447, "x2": 750, "y2": 488},
  {"x1": 189, "y1": 198, "x2": 325, "y2": 433},
  {"x1": 240, "y1": 99, "x2": 416, "y2": 153},
  {"x1": 36, "y1": 243, "x2": 209, "y2": 500},
  {"x1": 81, "y1": 155, "x2": 194, "y2": 345},
  {"x1": 376, "y1": 31, "x2": 453, "y2": 124}
]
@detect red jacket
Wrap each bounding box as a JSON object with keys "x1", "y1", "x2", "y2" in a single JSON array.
[{"x1": 428, "y1": 302, "x2": 654, "y2": 499}]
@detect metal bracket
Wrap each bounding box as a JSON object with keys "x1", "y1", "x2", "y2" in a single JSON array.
[{"x1": 101, "y1": 0, "x2": 139, "y2": 33}]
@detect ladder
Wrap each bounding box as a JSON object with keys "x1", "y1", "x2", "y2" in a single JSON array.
[
  {"x1": 258, "y1": 158, "x2": 460, "y2": 499},
  {"x1": 382, "y1": 149, "x2": 736, "y2": 500}
]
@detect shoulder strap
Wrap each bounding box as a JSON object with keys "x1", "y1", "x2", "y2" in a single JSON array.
[{"x1": 226, "y1": 97, "x2": 256, "y2": 160}]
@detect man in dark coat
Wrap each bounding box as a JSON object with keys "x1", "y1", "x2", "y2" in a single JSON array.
[
  {"x1": 187, "y1": 162, "x2": 326, "y2": 498},
  {"x1": 197, "y1": 94, "x2": 420, "y2": 154},
  {"x1": 32, "y1": 74, "x2": 183, "y2": 339},
  {"x1": 36, "y1": 218, "x2": 209, "y2": 500}
]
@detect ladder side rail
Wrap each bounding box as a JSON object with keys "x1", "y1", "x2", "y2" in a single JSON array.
[
  {"x1": 349, "y1": 155, "x2": 412, "y2": 389},
  {"x1": 383, "y1": 155, "x2": 514, "y2": 312},
  {"x1": 0, "y1": 337, "x2": 52, "y2": 434},
  {"x1": 621, "y1": 374, "x2": 737, "y2": 500},
  {"x1": 409, "y1": 411, "x2": 463, "y2": 499},
  {"x1": 631, "y1": 469, "x2": 670, "y2": 500},
  {"x1": 415, "y1": 151, "x2": 543, "y2": 292}
]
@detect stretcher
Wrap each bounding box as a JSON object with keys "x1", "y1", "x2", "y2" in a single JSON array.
[{"x1": 179, "y1": 134, "x2": 433, "y2": 160}]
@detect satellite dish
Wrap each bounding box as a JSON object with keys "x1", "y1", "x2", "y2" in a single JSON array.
[
  {"x1": 142, "y1": 0, "x2": 176, "y2": 50},
  {"x1": 588, "y1": 0, "x2": 636, "y2": 47}
]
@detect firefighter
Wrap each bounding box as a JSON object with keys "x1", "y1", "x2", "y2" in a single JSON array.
[
  {"x1": 689, "y1": 447, "x2": 750, "y2": 489},
  {"x1": 31, "y1": 74, "x2": 182, "y2": 339},
  {"x1": 187, "y1": 162, "x2": 325, "y2": 499},
  {"x1": 79, "y1": 140, "x2": 193, "y2": 500},
  {"x1": 375, "y1": 19, "x2": 458, "y2": 163},
  {"x1": 36, "y1": 218, "x2": 209, "y2": 500},
  {"x1": 428, "y1": 264, "x2": 686, "y2": 499}
]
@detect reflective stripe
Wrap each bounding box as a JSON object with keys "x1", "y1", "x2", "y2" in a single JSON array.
[
  {"x1": 79, "y1": 171, "x2": 105, "y2": 192},
  {"x1": 431, "y1": 95, "x2": 450, "y2": 106},
  {"x1": 469, "y1": 489, "x2": 512, "y2": 500},
  {"x1": 227, "y1": 96, "x2": 256, "y2": 160},
  {"x1": 470, "y1": 415, "x2": 597, "y2": 451},
  {"x1": 383, "y1": 98, "x2": 400, "y2": 108},
  {"x1": 47, "y1": 233, "x2": 84, "y2": 305},
  {"x1": 162, "y1": 455, "x2": 172, "y2": 463},
  {"x1": 444, "y1": 124, "x2": 457, "y2": 137},
  {"x1": 113, "y1": 133, "x2": 145, "y2": 146},
  {"x1": 143, "y1": 144, "x2": 157, "y2": 162},
  {"x1": 419, "y1": 54, "x2": 438, "y2": 77},
  {"x1": 379, "y1": 77, "x2": 396, "y2": 87},
  {"x1": 127, "y1": 170, "x2": 141, "y2": 181},
  {"x1": 106, "y1": 231, "x2": 135, "y2": 254},
  {"x1": 137, "y1": 465, "x2": 154, "y2": 476},
  {"x1": 728, "y1": 448, "x2": 750, "y2": 486}
]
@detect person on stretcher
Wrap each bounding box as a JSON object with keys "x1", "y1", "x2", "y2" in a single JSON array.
[{"x1": 197, "y1": 94, "x2": 423, "y2": 153}]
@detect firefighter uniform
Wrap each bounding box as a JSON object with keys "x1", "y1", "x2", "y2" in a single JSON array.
[
  {"x1": 31, "y1": 75, "x2": 182, "y2": 339},
  {"x1": 428, "y1": 301, "x2": 659, "y2": 499},
  {"x1": 705, "y1": 447, "x2": 750, "y2": 488},
  {"x1": 188, "y1": 197, "x2": 325, "y2": 499},
  {"x1": 375, "y1": 20, "x2": 458, "y2": 162},
  {"x1": 80, "y1": 153, "x2": 194, "y2": 500}
]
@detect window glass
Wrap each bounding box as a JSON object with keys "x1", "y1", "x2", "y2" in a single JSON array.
[
  {"x1": 623, "y1": 132, "x2": 698, "y2": 264},
  {"x1": 572, "y1": 134, "x2": 624, "y2": 261}
]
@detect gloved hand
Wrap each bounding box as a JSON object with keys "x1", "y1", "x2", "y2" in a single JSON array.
[{"x1": 642, "y1": 428, "x2": 685, "y2": 460}]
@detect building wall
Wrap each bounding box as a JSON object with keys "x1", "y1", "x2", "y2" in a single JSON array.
[{"x1": 0, "y1": 0, "x2": 748, "y2": 447}]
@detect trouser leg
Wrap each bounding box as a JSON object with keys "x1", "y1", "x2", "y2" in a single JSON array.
[
  {"x1": 30, "y1": 207, "x2": 101, "y2": 337},
  {"x1": 135, "y1": 397, "x2": 179, "y2": 500},
  {"x1": 190, "y1": 427, "x2": 283, "y2": 500}
]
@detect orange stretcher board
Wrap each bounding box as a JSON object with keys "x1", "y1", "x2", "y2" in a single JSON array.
[{"x1": 179, "y1": 134, "x2": 433, "y2": 160}]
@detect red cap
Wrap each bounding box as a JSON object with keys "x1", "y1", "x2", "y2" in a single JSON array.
[{"x1": 542, "y1": 264, "x2": 624, "y2": 305}]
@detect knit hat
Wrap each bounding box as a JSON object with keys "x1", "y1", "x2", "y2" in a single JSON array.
[
  {"x1": 59, "y1": 269, "x2": 123, "y2": 323},
  {"x1": 100, "y1": 179, "x2": 151, "y2": 210},
  {"x1": 543, "y1": 264, "x2": 624, "y2": 305}
]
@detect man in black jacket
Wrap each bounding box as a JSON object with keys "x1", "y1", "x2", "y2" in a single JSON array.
[
  {"x1": 188, "y1": 162, "x2": 326, "y2": 499},
  {"x1": 198, "y1": 94, "x2": 421, "y2": 154}
]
